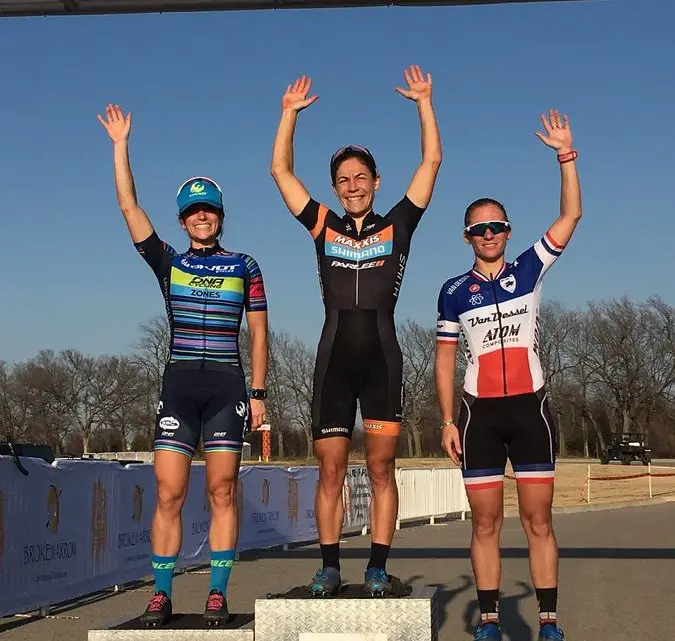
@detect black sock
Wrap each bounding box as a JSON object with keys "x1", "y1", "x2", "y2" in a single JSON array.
[
  {"x1": 477, "y1": 589, "x2": 500, "y2": 624},
  {"x1": 535, "y1": 587, "x2": 558, "y2": 625},
  {"x1": 320, "y1": 543, "x2": 340, "y2": 571},
  {"x1": 367, "y1": 543, "x2": 390, "y2": 570}
]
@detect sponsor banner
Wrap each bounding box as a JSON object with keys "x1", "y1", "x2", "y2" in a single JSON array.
[
  {"x1": 0, "y1": 457, "x2": 372, "y2": 617},
  {"x1": 113, "y1": 465, "x2": 156, "y2": 585},
  {"x1": 286, "y1": 466, "x2": 319, "y2": 544},
  {"x1": 343, "y1": 466, "x2": 372, "y2": 528},
  {"x1": 177, "y1": 465, "x2": 209, "y2": 568},
  {"x1": 0, "y1": 457, "x2": 118, "y2": 617},
  {"x1": 237, "y1": 466, "x2": 289, "y2": 552}
]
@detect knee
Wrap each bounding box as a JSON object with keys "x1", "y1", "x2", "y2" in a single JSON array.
[
  {"x1": 156, "y1": 482, "x2": 187, "y2": 515},
  {"x1": 366, "y1": 456, "x2": 396, "y2": 491},
  {"x1": 472, "y1": 510, "x2": 503, "y2": 540},
  {"x1": 520, "y1": 509, "x2": 553, "y2": 539},
  {"x1": 208, "y1": 476, "x2": 237, "y2": 512},
  {"x1": 318, "y1": 457, "x2": 347, "y2": 493}
]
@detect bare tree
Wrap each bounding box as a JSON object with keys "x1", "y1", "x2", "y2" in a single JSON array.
[
  {"x1": 582, "y1": 297, "x2": 675, "y2": 438},
  {"x1": 399, "y1": 320, "x2": 437, "y2": 457}
]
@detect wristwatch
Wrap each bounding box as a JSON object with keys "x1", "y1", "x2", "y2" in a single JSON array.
[{"x1": 248, "y1": 388, "x2": 267, "y2": 400}]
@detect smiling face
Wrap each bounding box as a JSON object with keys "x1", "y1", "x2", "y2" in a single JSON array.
[
  {"x1": 178, "y1": 203, "x2": 224, "y2": 246},
  {"x1": 464, "y1": 203, "x2": 511, "y2": 264},
  {"x1": 332, "y1": 156, "x2": 380, "y2": 219}
]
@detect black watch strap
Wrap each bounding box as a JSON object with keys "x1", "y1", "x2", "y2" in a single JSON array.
[{"x1": 248, "y1": 388, "x2": 267, "y2": 400}]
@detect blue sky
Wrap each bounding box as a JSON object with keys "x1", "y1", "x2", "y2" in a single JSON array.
[{"x1": 0, "y1": 0, "x2": 673, "y2": 364}]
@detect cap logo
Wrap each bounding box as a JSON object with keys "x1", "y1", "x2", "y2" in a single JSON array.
[{"x1": 190, "y1": 182, "x2": 206, "y2": 195}]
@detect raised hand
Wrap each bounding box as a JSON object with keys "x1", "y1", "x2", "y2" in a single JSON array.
[
  {"x1": 396, "y1": 64, "x2": 433, "y2": 103},
  {"x1": 98, "y1": 104, "x2": 131, "y2": 143},
  {"x1": 535, "y1": 109, "x2": 573, "y2": 153},
  {"x1": 281, "y1": 75, "x2": 319, "y2": 114}
]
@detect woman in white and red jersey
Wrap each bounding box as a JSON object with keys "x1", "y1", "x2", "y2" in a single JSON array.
[{"x1": 434, "y1": 110, "x2": 582, "y2": 641}]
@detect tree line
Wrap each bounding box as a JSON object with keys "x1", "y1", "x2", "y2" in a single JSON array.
[{"x1": 1, "y1": 296, "x2": 674, "y2": 459}]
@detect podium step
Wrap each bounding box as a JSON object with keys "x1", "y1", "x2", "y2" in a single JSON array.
[
  {"x1": 255, "y1": 584, "x2": 438, "y2": 641},
  {"x1": 88, "y1": 613, "x2": 254, "y2": 641}
]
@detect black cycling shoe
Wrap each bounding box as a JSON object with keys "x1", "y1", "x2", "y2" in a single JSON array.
[
  {"x1": 203, "y1": 589, "x2": 230, "y2": 626},
  {"x1": 139, "y1": 591, "x2": 172, "y2": 627}
]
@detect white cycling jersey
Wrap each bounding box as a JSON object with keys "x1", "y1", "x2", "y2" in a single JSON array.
[{"x1": 436, "y1": 231, "x2": 565, "y2": 398}]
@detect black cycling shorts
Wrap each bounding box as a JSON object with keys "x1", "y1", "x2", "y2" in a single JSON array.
[
  {"x1": 154, "y1": 364, "x2": 250, "y2": 457},
  {"x1": 457, "y1": 388, "x2": 557, "y2": 489},
  {"x1": 311, "y1": 309, "x2": 403, "y2": 441}
]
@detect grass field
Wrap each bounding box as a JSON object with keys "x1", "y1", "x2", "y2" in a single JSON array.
[{"x1": 246, "y1": 456, "x2": 675, "y2": 509}]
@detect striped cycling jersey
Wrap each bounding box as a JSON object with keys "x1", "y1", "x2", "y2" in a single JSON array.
[
  {"x1": 135, "y1": 232, "x2": 267, "y2": 368},
  {"x1": 436, "y1": 231, "x2": 565, "y2": 398}
]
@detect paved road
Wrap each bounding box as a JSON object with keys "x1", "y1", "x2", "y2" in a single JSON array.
[{"x1": 2, "y1": 501, "x2": 673, "y2": 641}]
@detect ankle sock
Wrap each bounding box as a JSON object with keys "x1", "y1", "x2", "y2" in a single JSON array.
[
  {"x1": 366, "y1": 543, "x2": 391, "y2": 571},
  {"x1": 320, "y1": 543, "x2": 340, "y2": 571},
  {"x1": 535, "y1": 587, "x2": 558, "y2": 626},
  {"x1": 477, "y1": 588, "x2": 500, "y2": 625},
  {"x1": 152, "y1": 554, "x2": 177, "y2": 598},
  {"x1": 209, "y1": 549, "x2": 236, "y2": 595}
]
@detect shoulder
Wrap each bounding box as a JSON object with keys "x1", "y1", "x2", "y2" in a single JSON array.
[
  {"x1": 225, "y1": 251, "x2": 263, "y2": 272},
  {"x1": 385, "y1": 195, "x2": 426, "y2": 219},
  {"x1": 439, "y1": 272, "x2": 473, "y2": 299}
]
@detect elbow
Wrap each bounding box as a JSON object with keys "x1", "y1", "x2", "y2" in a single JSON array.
[
  {"x1": 270, "y1": 162, "x2": 289, "y2": 180},
  {"x1": 424, "y1": 153, "x2": 442, "y2": 171}
]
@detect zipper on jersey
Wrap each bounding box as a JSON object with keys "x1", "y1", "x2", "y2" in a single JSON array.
[
  {"x1": 489, "y1": 273, "x2": 508, "y2": 396},
  {"x1": 354, "y1": 222, "x2": 361, "y2": 307}
]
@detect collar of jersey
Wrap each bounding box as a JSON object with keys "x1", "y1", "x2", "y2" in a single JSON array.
[
  {"x1": 187, "y1": 243, "x2": 223, "y2": 258},
  {"x1": 471, "y1": 262, "x2": 507, "y2": 282},
  {"x1": 343, "y1": 210, "x2": 378, "y2": 229}
]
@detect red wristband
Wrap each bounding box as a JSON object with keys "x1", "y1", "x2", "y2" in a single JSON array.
[{"x1": 557, "y1": 150, "x2": 578, "y2": 164}]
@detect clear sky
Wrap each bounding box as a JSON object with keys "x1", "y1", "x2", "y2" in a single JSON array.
[{"x1": 0, "y1": 0, "x2": 673, "y2": 364}]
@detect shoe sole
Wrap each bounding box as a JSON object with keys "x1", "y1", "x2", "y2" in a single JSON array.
[{"x1": 310, "y1": 585, "x2": 341, "y2": 597}]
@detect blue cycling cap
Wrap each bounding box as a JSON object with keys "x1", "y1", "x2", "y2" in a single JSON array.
[{"x1": 176, "y1": 176, "x2": 223, "y2": 215}]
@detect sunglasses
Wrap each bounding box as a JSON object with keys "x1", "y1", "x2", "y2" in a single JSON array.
[
  {"x1": 176, "y1": 175, "x2": 223, "y2": 196},
  {"x1": 330, "y1": 144, "x2": 374, "y2": 166},
  {"x1": 464, "y1": 220, "x2": 510, "y2": 237}
]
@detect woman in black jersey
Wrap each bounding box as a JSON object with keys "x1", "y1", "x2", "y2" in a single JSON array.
[{"x1": 270, "y1": 66, "x2": 442, "y2": 597}]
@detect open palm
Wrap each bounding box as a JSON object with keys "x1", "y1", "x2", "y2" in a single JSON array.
[
  {"x1": 396, "y1": 65, "x2": 433, "y2": 103},
  {"x1": 535, "y1": 109, "x2": 573, "y2": 152},
  {"x1": 97, "y1": 104, "x2": 131, "y2": 143},
  {"x1": 281, "y1": 75, "x2": 319, "y2": 113}
]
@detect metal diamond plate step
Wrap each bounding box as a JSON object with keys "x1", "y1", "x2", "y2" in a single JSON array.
[{"x1": 255, "y1": 585, "x2": 438, "y2": 641}]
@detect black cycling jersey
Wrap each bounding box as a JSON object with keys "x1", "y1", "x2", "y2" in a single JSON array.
[
  {"x1": 295, "y1": 195, "x2": 426, "y2": 438},
  {"x1": 296, "y1": 196, "x2": 426, "y2": 312}
]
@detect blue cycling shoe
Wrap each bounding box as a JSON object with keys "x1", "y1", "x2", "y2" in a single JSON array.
[
  {"x1": 538, "y1": 623, "x2": 565, "y2": 640},
  {"x1": 363, "y1": 567, "x2": 410, "y2": 597},
  {"x1": 473, "y1": 622, "x2": 502, "y2": 640},
  {"x1": 309, "y1": 567, "x2": 341, "y2": 597}
]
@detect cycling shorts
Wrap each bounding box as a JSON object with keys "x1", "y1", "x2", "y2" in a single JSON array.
[
  {"x1": 154, "y1": 364, "x2": 250, "y2": 457},
  {"x1": 457, "y1": 388, "x2": 557, "y2": 489},
  {"x1": 311, "y1": 309, "x2": 403, "y2": 441}
]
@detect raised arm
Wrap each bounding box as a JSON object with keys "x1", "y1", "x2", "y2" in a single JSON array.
[
  {"x1": 535, "y1": 109, "x2": 582, "y2": 247},
  {"x1": 97, "y1": 104, "x2": 154, "y2": 243},
  {"x1": 270, "y1": 76, "x2": 319, "y2": 217},
  {"x1": 396, "y1": 65, "x2": 443, "y2": 210}
]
